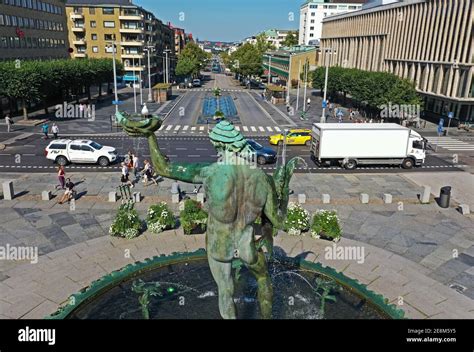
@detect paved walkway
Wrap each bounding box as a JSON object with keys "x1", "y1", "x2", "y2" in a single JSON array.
[{"x1": 0, "y1": 172, "x2": 473, "y2": 318}]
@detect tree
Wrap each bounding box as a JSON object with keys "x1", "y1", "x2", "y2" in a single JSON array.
[
  {"x1": 175, "y1": 56, "x2": 198, "y2": 77},
  {"x1": 230, "y1": 43, "x2": 263, "y2": 78},
  {"x1": 255, "y1": 33, "x2": 276, "y2": 55},
  {"x1": 281, "y1": 31, "x2": 298, "y2": 47},
  {"x1": 178, "y1": 42, "x2": 210, "y2": 76}
]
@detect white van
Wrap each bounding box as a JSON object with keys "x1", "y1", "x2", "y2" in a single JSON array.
[{"x1": 45, "y1": 139, "x2": 118, "y2": 166}]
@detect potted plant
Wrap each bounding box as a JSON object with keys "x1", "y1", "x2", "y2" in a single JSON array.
[
  {"x1": 179, "y1": 199, "x2": 208, "y2": 235},
  {"x1": 310, "y1": 210, "x2": 342, "y2": 242},
  {"x1": 147, "y1": 202, "x2": 176, "y2": 234},
  {"x1": 284, "y1": 202, "x2": 310, "y2": 236},
  {"x1": 109, "y1": 202, "x2": 144, "y2": 239}
]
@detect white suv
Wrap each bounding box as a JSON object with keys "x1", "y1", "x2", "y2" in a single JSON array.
[{"x1": 45, "y1": 139, "x2": 118, "y2": 166}]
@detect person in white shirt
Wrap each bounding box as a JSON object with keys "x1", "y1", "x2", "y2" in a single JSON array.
[
  {"x1": 5, "y1": 114, "x2": 13, "y2": 132},
  {"x1": 120, "y1": 162, "x2": 133, "y2": 188},
  {"x1": 141, "y1": 159, "x2": 157, "y2": 186},
  {"x1": 132, "y1": 154, "x2": 140, "y2": 181},
  {"x1": 51, "y1": 123, "x2": 59, "y2": 139}
]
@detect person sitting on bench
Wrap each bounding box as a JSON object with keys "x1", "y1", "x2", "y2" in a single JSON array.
[{"x1": 58, "y1": 178, "x2": 76, "y2": 204}]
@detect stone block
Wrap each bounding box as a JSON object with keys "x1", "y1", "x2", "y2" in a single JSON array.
[
  {"x1": 322, "y1": 194, "x2": 330, "y2": 204},
  {"x1": 197, "y1": 193, "x2": 205, "y2": 204},
  {"x1": 2, "y1": 181, "x2": 14, "y2": 200},
  {"x1": 297, "y1": 193, "x2": 306, "y2": 204},
  {"x1": 172, "y1": 194, "x2": 180, "y2": 204},
  {"x1": 383, "y1": 193, "x2": 392, "y2": 204},
  {"x1": 41, "y1": 190, "x2": 51, "y2": 201},
  {"x1": 108, "y1": 191, "x2": 117, "y2": 203},
  {"x1": 421, "y1": 185, "x2": 431, "y2": 204},
  {"x1": 360, "y1": 193, "x2": 369, "y2": 204},
  {"x1": 133, "y1": 192, "x2": 141, "y2": 203},
  {"x1": 458, "y1": 204, "x2": 470, "y2": 215}
]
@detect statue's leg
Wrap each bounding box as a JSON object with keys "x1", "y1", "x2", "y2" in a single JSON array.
[
  {"x1": 247, "y1": 250, "x2": 273, "y2": 319},
  {"x1": 208, "y1": 256, "x2": 236, "y2": 319}
]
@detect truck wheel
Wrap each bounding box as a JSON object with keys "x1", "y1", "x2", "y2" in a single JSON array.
[
  {"x1": 257, "y1": 156, "x2": 267, "y2": 165},
  {"x1": 401, "y1": 158, "x2": 414, "y2": 169},
  {"x1": 98, "y1": 156, "x2": 110, "y2": 167},
  {"x1": 305, "y1": 140, "x2": 311, "y2": 147},
  {"x1": 344, "y1": 159, "x2": 357, "y2": 170},
  {"x1": 277, "y1": 140, "x2": 283, "y2": 146},
  {"x1": 56, "y1": 156, "x2": 68, "y2": 166}
]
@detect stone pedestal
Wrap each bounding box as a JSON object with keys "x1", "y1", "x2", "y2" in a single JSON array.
[
  {"x1": 108, "y1": 191, "x2": 117, "y2": 202},
  {"x1": 322, "y1": 194, "x2": 330, "y2": 204},
  {"x1": 172, "y1": 194, "x2": 180, "y2": 204},
  {"x1": 297, "y1": 194, "x2": 306, "y2": 204},
  {"x1": 2, "y1": 181, "x2": 14, "y2": 200},
  {"x1": 383, "y1": 193, "x2": 392, "y2": 204},
  {"x1": 421, "y1": 185, "x2": 431, "y2": 204},
  {"x1": 360, "y1": 193, "x2": 369, "y2": 204},
  {"x1": 197, "y1": 193, "x2": 205, "y2": 204},
  {"x1": 41, "y1": 191, "x2": 52, "y2": 201}
]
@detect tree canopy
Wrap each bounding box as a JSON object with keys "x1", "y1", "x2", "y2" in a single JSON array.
[
  {"x1": 175, "y1": 42, "x2": 210, "y2": 78},
  {"x1": 281, "y1": 31, "x2": 298, "y2": 47}
]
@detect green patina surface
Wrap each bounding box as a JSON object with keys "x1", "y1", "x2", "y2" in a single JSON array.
[{"x1": 46, "y1": 249, "x2": 405, "y2": 320}]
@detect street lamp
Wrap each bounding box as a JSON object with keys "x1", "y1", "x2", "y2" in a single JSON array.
[
  {"x1": 144, "y1": 44, "x2": 155, "y2": 102},
  {"x1": 163, "y1": 48, "x2": 171, "y2": 84},
  {"x1": 302, "y1": 58, "x2": 309, "y2": 114},
  {"x1": 286, "y1": 53, "x2": 292, "y2": 104},
  {"x1": 267, "y1": 54, "x2": 273, "y2": 84},
  {"x1": 106, "y1": 38, "x2": 119, "y2": 114},
  {"x1": 138, "y1": 56, "x2": 143, "y2": 105},
  {"x1": 321, "y1": 47, "x2": 336, "y2": 123}
]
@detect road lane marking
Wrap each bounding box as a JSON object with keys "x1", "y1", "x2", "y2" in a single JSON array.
[
  {"x1": 251, "y1": 126, "x2": 256, "y2": 132},
  {"x1": 182, "y1": 125, "x2": 189, "y2": 131},
  {"x1": 165, "y1": 125, "x2": 173, "y2": 131},
  {"x1": 274, "y1": 126, "x2": 281, "y2": 132},
  {"x1": 235, "y1": 126, "x2": 240, "y2": 131},
  {"x1": 174, "y1": 125, "x2": 181, "y2": 131},
  {"x1": 266, "y1": 127, "x2": 273, "y2": 132},
  {"x1": 191, "y1": 127, "x2": 197, "y2": 131},
  {"x1": 158, "y1": 125, "x2": 164, "y2": 131},
  {"x1": 199, "y1": 126, "x2": 205, "y2": 131},
  {"x1": 243, "y1": 126, "x2": 249, "y2": 132},
  {"x1": 258, "y1": 127, "x2": 265, "y2": 132}
]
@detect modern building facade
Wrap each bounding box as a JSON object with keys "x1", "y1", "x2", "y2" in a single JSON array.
[
  {"x1": 0, "y1": 0, "x2": 69, "y2": 60},
  {"x1": 299, "y1": 0, "x2": 365, "y2": 45},
  {"x1": 263, "y1": 46, "x2": 318, "y2": 85},
  {"x1": 65, "y1": 0, "x2": 175, "y2": 85},
  {"x1": 260, "y1": 29, "x2": 298, "y2": 50},
  {"x1": 320, "y1": 0, "x2": 474, "y2": 123}
]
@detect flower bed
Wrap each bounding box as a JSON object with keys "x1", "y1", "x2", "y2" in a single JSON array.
[
  {"x1": 109, "y1": 203, "x2": 144, "y2": 239},
  {"x1": 147, "y1": 202, "x2": 176, "y2": 234},
  {"x1": 310, "y1": 210, "x2": 342, "y2": 242},
  {"x1": 284, "y1": 202, "x2": 310, "y2": 236},
  {"x1": 180, "y1": 199, "x2": 208, "y2": 235}
]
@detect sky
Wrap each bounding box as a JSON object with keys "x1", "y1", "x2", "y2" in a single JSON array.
[{"x1": 138, "y1": 0, "x2": 301, "y2": 42}]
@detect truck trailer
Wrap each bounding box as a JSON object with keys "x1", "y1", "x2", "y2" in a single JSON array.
[{"x1": 310, "y1": 123, "x2": 427, "y2": 170}]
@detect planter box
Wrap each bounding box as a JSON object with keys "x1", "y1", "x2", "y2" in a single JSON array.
[{"x1": 184, "y1": 224, "x2": 206, "y2": 235}]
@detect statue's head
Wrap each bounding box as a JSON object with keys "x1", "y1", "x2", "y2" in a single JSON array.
[
  {"x1": 209, "y1": 119, "x2": 250, "y2": 153},
  {"x1": 116, "y1": 111, "x2": 161, "y2": 137}
]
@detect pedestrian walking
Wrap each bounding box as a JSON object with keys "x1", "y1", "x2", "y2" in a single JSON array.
[
  {"x1": 120, "y1": 162, "x2": 133, "y2": 188},
  {"x1": 79, "y1": 102, "x2": 85, "y2": 117},
  {"x1": 56, "y1": 165, "x2": 66, "y2": 190},
  {"x1": 5, "y1": 114, "x2": 14, "y2": 132},
  {"x1": 132, "y1": 153, "x2": 140, "y2": 181},
  {"x1": 306, "y1": 97, "x2": 311, "y2": 108},
  {"x1": 51, "y1": 123, "x2": 59, "y2": 139},
  {"x1": 41, "y1": 122, "x2": 49, "y2": 139},
  {"x1": 58, "y1": 178, "x2": 76, "y2": 204},
  {"x1": 141, "y1": 160, "x2": 157, "y2": 186}
]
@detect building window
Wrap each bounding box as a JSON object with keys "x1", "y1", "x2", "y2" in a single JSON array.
[
  {"x1": 310, "y1": 26, "x2": 314, "y2": 30},
  {"x1": 92, "y1": 46, "x2": 98, "y2": 53},
  {"x1": 310, "y1": 19, "x2": 314, "y2": 23},
  {"x1": 91, "y1": 33, "x2": 97, "y2": 40},
  {"x1": 90, "y1": 21, "x2": 96, "y2": 28},
  {"x1": 102, "y1": 8, "x2": 114, "y2": 15},
  {"x1": 89, "y1": 8, "x2": 95, "y2": 15},
  {"x1": 310, "y1": 12, "x2": 315, "y2": 16},
  {"x1": 309, "y1": 33, "x2": 314, "y2": 37},
  {"x1": 104, "y1": 34, "x2": 114, "y2": 41},
  {"x1": 0, "y1": 15, "x2": 4, "y2": 26},
  {"x1": 103, "y1": 21, "x2": 115, "y2": 28}
]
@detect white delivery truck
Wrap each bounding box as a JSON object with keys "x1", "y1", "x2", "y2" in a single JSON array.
[{"x1": 310, "y1": 123, "x2": 427, "y2": 170}]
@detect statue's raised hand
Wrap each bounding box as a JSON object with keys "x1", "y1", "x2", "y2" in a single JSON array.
[{"x1": 116, "y1": 111, "x2": 162, "y2": 137}]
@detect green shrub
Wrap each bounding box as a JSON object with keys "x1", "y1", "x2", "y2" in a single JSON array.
[
  {"x1": 310, "y1": 210, "x2": 342, "y2": 241},
  {"x1": 109, "y1": 203, "x2": 144, "y2": 239},
  {"x1": 180, "y1": 199, "x2": 208, "y2": 235},
  {"x1": 284, "y1": 202, "x2": 310, "y2": 236},
  {"x1": 147, "y1": 202, "x2": 176, "y2": 234}
]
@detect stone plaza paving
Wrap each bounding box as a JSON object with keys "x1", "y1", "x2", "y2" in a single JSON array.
[{"x1": 0, "y1": 172, "x2": 473, "y2": 319}]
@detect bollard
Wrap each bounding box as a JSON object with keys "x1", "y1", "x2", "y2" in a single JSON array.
[
  {"x1": 421, "y1": 185, "x2": 431, "y2": 204},
  {"x1": 108, "y1": 191, "x2": 117, "y2": 202},
  {"x1": 458, "y1": 204, "x2": 470, "y2": 215},
  {"x1": 438, "y1": 186, "x2": 451, "y2": 208},
  {"x1": 382, "y1": 193, "x2": 392, "y2": 204},
  {"x1": 197, "y1": 193, "x2": 205, "y2": 204},
  {"x1": 322, "y1": 194, "x2": 330, "y2": 204},
  {"x1": 172, "y1": 194, "x2": 180, "y2": 204},
  {"x1": 41, "y1": 191, "x2": 52, "y2": 201},
  {"x1": 360, "y1": 193, "x2": 369, "y2": 204},
  {"x1": 298, "y1": 194, "x2": 306, "y2": 204},
  {"x1": 2, "y1": 181, "x2": 14, "y2": 200},
  {"x1": 133, "y1": 192, "x2": 141, "y2": 203}
]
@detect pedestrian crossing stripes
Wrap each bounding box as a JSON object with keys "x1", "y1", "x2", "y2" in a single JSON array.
[
  {"x1": 192, "y1": 88, "x2": 245, "y2": 92},
  {"x1": 426, "y1": 136, "x2": 474, "y2": 151},
  {"x1": 158, "y1": 124, "x2": 285, "y2": 134}
]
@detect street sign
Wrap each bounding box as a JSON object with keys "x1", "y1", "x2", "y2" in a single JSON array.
[
  {"x1": 439, "y1": 117, "x2": 444, "y2": 127},
  {"x1": 112, "y1": 100, "x2": 123, "y2": 105},
  {"x1": 322, "y1": 100, "x2": 327, "y2": 108},
  {"x1": 448, "y1": 112, "x2": 453, "y2": 119}
]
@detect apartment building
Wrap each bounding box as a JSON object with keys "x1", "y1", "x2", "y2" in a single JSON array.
[
  {"x1": 320, "y1": 0, "x2": 474, "y2": 123},
  {"x1": 65, "y1": 0, "x2": 175, "y2": 85},
  {"x1": 0, "y1": 0, "x2": 69, "y2": 60},
  {"x1": 298, "y1": 0, "x2": 365, "y2": 45}
]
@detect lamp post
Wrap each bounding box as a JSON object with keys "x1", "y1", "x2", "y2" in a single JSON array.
[
  {"x1": 163, "y1": 48, "x2": 171, "y2": 84},
  {"x1": 133, "y1": 66, "x2": 137, "y2": 113},
  {"x1": 286, "y1": 53, "x2": 292, "y2": 104},
  {"x1": 144, "y1": 44, "x2": 154, "y2": 102},
  {"x1": 296, "y1": 61, "x2": 301, "y2": 113},
  {"x1": 321, "y1": 47, "x2": 336, "y2": 123},
  {"x1": 138, "y1": 56, "x2": 143, "y2": 105},
  {"x1": 267, "y1": 54, "x2": 273, "y2": 84},
  {"x1": 302, "y1": 58, "x2": 309, "y2": 113},
  {"x1": 107, "y1": 38, "x2": 119, "y2": 114}
]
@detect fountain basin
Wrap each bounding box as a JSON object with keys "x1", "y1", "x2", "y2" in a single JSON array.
[{"x1": 47, "y1": 249, "x2": 405, "y2": 319}]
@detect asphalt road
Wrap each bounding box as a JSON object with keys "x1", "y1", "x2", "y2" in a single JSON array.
[{"x1": 0, "y1": 134, "x2": 464, "y2": 174}]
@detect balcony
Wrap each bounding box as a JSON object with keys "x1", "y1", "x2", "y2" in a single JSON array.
[
  {"x1": 121, "y1": 53, "x2": 144, "y2": 59},
  {"x1": 120, "y1": 40, "x2": 144, "y2": 46},
  {"x1": 73, "y1": 39, "x2": 86, "y2": 45},
  {"x1": 72, "y1": 27, "x2": 85, "y2": 32},
  {"x1": 119, "y1": 28, "x2": 144, "y2": 34},
  {"x1": 70, "y1": 12, "x2": 84, "y2": 20},
  {"x1": 119, "y1": 14, "x2": 143, "y2": 21},
  {"x1": 74, "y1": 53, "x2": 87, "y2": 58}
]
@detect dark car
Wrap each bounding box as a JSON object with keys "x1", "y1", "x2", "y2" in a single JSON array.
[{"x1": 247, "y1": 139, "x2": 277, "y2": 165}]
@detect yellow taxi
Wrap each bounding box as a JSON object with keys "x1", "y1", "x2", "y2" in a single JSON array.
[{"x1": 269, "y1": 129, "x2": 312, "y2": 146}]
